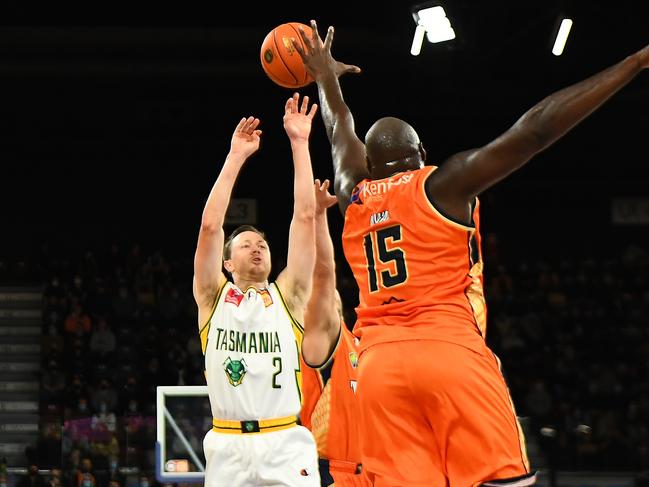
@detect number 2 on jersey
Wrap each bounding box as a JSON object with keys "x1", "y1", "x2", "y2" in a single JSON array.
[
  {"x1": 272, "y1": 357, "x2": 282, "y2": 389},
  {"x1": 363, "y1": 224, "x2": 408, "y2": 292}
]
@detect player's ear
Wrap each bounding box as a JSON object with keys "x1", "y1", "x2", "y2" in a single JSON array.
[
  {"x1": 223, "y1": 260, "x2": 234, "y2": 274},
  {"x1": 419, "y1": 142, "x2": 427, "y2": 163},
  {"x1": 365, "y1": 156, "x2": 373, "y2": 174}
]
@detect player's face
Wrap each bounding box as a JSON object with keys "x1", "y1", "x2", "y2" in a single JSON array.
[{"x1": 228, "y1": 231, "x2": 271, "y2": 280}]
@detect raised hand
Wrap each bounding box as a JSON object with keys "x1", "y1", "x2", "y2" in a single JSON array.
[
  {"x1": 293, "y1": 19, "x2": 361, "y2": 81},
  {"x1": 229, "y1": 116, "x2": 262, "y2": 159},
  {"x1": 283, "y1": 93, "x2": 318, "y2": 142},
  {"x1": 314, "y1": 179, "x2": 338, "y2": 214}
]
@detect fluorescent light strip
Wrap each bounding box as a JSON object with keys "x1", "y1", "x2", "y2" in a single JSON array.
[
  {"x1": 411, "y1": 24, "x2": 426, "y2": 55},
  {"x1": 552, "y1": 18, "x2": 573, "y2": 56}
]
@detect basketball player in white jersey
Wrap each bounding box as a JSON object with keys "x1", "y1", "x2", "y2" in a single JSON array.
[{"x1": 193, "y1": 93, "x2": 320, "y2": 486}]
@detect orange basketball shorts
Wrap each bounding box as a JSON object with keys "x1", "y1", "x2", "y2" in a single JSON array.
[{"x1": 356, "y1": 339, "x2": 535, "y2": 487}]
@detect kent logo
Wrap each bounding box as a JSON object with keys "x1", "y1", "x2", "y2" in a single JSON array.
[
  {"x1": 360, "y1": 173, "x2": 414, "y2": 198},
  {"x1": 223, "y1": 357, "x2": 248, "y2": 386}
]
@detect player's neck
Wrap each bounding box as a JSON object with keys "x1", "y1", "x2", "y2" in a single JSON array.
[{"x1": 233, "y1": 277, "x2": 268, "y2": 292}]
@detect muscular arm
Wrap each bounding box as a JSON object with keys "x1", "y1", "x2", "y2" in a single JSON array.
[
  {"x1": 295, "y1": 21, "x2": 367, "y2": 214},
  {"x1": 429, "y1": 46, "x2": 648, "y2": 223},
  {"x1": 316, "y1": 73, "x2": 369, "y2": 213},
  {"x1": 302, "y1": 180, "x2": 341, "y2": 367},
  {"x1": 276, "y1": 95, "x2": 318, "y2": 316},
  {"x1": 193, "y1": 117, "x2": 261, "y2": 321}
]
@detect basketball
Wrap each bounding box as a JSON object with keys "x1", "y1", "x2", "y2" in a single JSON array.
[{"x1": 260, "y1": 22, "x2": 314, "y2": 88}]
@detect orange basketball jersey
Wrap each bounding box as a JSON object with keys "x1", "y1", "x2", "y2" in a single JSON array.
[
  {"x1": 302, "y1": 326, "x2": 371, "y2": 485},
  {"x1": 309, "y1": 327, "x2": 361, "y2": 461},
  {"x1": 300, "y1": 354, "x2": 323, "y2": 431},
  {"x1": 342, "y1": 166, "x2": 487, "y2": 352}
]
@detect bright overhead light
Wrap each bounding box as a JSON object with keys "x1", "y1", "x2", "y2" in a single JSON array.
[
  {"x1": 552, "y1": 18, "x2": 573, "y2": 56},
  {"x1": 411, "y1": 24, "x2": 426, "y2": 56},
  {"x1": 411, "y1": 4, "x2": 456, "y2": 51}
]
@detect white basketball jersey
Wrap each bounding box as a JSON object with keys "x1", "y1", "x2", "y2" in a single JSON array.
[{"x1": 200, "y1": 281, "x2": 304, "y2": 421}]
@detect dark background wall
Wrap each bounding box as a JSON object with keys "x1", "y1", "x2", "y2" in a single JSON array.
[{"x1": 1, "y1": 0, "x2": 648, "y2": 262}]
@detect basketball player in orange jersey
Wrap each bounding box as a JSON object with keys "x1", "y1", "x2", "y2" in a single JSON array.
[
  {"x1": 293, "y1": 20, "x2": 649, "y2": 487},
  {"x1": 300, "y1": 179, "x2": 372, "y2": 487}
]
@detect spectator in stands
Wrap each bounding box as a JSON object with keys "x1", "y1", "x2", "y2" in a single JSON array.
[
  {"x1": 69, "y1": 275, "x2": 87, "y2": 307},
  {"x1": 111, "y1": 284, "x2": 136, "y2": 321},
  {"x1": 73, "y1": 458, "x2": 96, "y2": 487},
  {"x1": 37, "y1": 423, "x2": 62, "y2": 469},
  {"x1": 16, "y1": 465, "x2": 45, "y2": 487},
  {"x1": 64, "y1": 304, "x2": 92, "y2": 336},
  {"x1": 47, "y1": 469, "x2": 62, "y2": 487},
  {"x1": 86, "y1": 279, "x2": 111, "y2": 318},
  {"x1": 89, "y1": 379, "x2": 118, "y2": 414},
  {"x1": 89, "y1": 318, "x2": 116, "y2": 356},
  {"x1": 41, "y1": 359, "x2": 66, "y2": 408}
]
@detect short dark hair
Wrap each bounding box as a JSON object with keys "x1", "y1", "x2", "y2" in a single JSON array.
[{"x1": 223, "y1": 225, "x2": 267, "y2": 260}]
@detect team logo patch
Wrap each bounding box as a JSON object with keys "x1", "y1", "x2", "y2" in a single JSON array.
[
  {"x1": 259, "y1": 289, "x2": 273, "y2": 307},
  {"x1": 225, "y1": 288, "x2": 244, "y2": 306},
  {"x1": 350, "y1": 184, "x2": 363, "y2": 205},
  {"x1": 223, "y1": 357, "x2": 248, "y2": 386},
  {"x1": 349, "y1": 351, "x2": 359, "y2": 368}
]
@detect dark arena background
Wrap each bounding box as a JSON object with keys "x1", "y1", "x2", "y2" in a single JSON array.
[{"x1": 1, "y1": 1, "x2": 649, "y2": 486}]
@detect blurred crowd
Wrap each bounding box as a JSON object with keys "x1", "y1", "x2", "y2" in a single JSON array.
[
  {"x1": 2, "y1": 235, "x2": 647, "y2": 485},
  {"x1": 34, "y1": 243, "x2": 202, "y2": 486}
]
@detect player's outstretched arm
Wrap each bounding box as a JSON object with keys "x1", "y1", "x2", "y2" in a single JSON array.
[
  {"x1": 303, "y1": 179, "x2": 342, "y2": 367},
  {"x1": 277, "y1": 94, "x2": 318, "y2": 318},
  {"x1": 294, "y1": 20, "x2": 367, "y2": 214},
  {"x1": 193, "y1": 117, "x2": 262, "y2": 321},
  {"x1": 429, "y1": 43, "x2": 649, "y2": 223}
]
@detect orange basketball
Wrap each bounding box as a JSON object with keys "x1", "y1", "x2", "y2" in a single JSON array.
[{"x1": 260, "y1": 22, "x2": 314, "y2": 89}]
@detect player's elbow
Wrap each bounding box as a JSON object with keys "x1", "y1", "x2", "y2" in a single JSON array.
[
  {"x1": 313, "y1": 264, "x2": 335, "y2": 284},
  {"x1": 199, "y1": 219, "x2": 222, "y2": 235},
  {"x1": 516, "y1": 104, "x2": 556, "y2": 152},
  {"x1": 301, "y1": 332, "x2": 335, "y2": 369},
  {"x1": 292, "y1": 205, "x2": 316, "y2": 225}
]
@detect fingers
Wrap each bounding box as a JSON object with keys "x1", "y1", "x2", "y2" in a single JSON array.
[
  {"x1": 285, "y1": 93, "x2": 316, "y2": 118},
  {"x1": 310, "y1": 20, "x2": 322, "y2": 46},
  {"x1": 291, "y1": 38, "x2": 306, "y2": 60},
  {"x1": 234, "y1": 117, "x2": 247, "y2": 132},
  {"x1": 345, "y1": 63, "x2": 362, "y2": 74},
  {"x1": 237, "y1": 116, "x2": 260, "y2": 134},
  {"x1": 300, "y1": 94, "x2": 309, "y2": 114},
  {"x1": 314, "y1": 179, "x2": 330, "y2": 192},
  {"x1": 292, "y1": 93, "x2": 300, "y2": 114},
  {"x1": 248, "y1": 117, "x2": 260, "y2": 132},
  {"x1": 298, "y1": 26, "x2": 314, "y2": 52},
  {"x1": 307, "y1": 102, "x2": 318, "y2": 119},
  {"x1": 323, "y1": 26, "x2": 334, "y2": 51}
]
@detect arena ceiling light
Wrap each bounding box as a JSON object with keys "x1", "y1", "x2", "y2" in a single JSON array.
[
  {"x1": 410, "y1": 3, "x2": 456, "y2": 56},
  {"x1": 552, "y1": 18, "x2": 573, "y2": 56}
]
